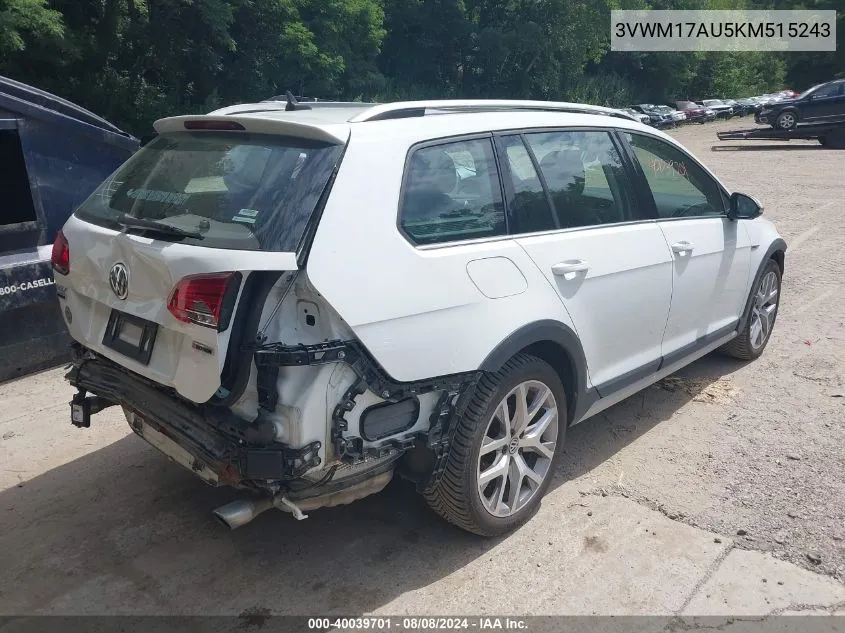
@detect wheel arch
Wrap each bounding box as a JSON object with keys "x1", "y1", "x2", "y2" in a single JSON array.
[
  {"x1": 478, "y1": 320, "x2": 590, "y2": 425},
  {"x1": 770, "y1": 247, "x2": 785, "y2": 275}
]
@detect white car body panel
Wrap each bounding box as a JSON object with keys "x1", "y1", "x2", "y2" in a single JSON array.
[
  {"x1": 59, "y1": 214, "x2": 298, "y2": 403},
  {"x1": 740, "y1": 215, "x2": 783, "y2": 295},
  {"x1": 657, "y1": 217, "x2": 752, "y2": 356},
  {"x1": 515, "y1": 223, "x2": 673, "y2": 389}
]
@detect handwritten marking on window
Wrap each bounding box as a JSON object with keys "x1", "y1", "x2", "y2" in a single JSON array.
[{"x1": 649, "y1": 157, "x2": 688, "y2": 178}]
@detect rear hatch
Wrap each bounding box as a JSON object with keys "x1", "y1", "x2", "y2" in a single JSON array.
[{"x1": 56, "y1": 116, "x2": 348, "y2": 403}]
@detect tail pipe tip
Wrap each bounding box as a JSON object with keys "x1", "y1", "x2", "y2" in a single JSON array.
[{"x1": 212, "y1": 496, "x2": 308, "y2": 530}]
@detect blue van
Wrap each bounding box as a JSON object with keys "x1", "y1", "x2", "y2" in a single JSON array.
[{"x1": 0, "y1": 75, "x2": 139, "y2": 382}]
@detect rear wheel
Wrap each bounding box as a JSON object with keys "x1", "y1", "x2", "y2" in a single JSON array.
[
  {"x1": 720, "y1": 259, "x2": 782, "y2": 360},
  {"x1": 424, "y1": 354, "x2": 566, "y2": 536}
]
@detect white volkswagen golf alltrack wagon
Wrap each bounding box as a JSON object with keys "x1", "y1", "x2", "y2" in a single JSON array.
[{"x1": 52, "y1": 98, "x2": 786, "y2": 536}]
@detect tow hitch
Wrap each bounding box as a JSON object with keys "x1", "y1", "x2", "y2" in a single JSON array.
[{"x1": 70, "y1": 389, "x2": 115, "y2": 428}]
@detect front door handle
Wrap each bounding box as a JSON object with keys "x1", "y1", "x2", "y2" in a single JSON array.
[
  {"x1": 671, "y1": 241, "x2": 694, "y2": 255},
  {"x1": 552, "y1": 260, "x2": 590, "y2": 276}
]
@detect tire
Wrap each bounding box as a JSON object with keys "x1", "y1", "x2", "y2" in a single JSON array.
[
  {"x1": 775, "y1": 110, "x2": 797, "y2": 130},
  {"x1": 720, "y1": 259, "x2": 782, "y2": 361},
  {"x1": 424, "y1": 354, "x2": 567, "y2": 536}
]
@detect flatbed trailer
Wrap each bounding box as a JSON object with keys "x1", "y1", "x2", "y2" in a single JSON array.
[{"x1": 716, "y1": 121, "x2": 845, "y2": 148}]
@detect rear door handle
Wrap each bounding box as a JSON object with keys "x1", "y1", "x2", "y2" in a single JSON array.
[
  {"x1": 671, "y1": 241, "x2": 694, "y2": 255},
  {"x1": 552, "y1": 260, "x2": 590, "y2": 276}
]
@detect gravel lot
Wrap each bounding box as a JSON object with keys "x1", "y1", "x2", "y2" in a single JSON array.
[
  {"x1": 624, "y1": 118, "x2": 845, "y2": 579},
  {"x1": 0, "y1": 117, "x2": 843, "y2": 616}
]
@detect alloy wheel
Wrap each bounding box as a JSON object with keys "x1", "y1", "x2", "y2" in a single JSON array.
[
  {"x1": 778, "y1": 113, "x2": 795, "y2": 129},
  {"x1": 749, "y1": 270, "x2": 779, "y2": 350},
  {"x1": 476, "y1": 380, "x2": 558, "y2": 518}
]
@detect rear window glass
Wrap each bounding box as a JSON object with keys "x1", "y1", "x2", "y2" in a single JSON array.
[{"x1": 74, "y1": 133, "x2": 344, "y2": 252}]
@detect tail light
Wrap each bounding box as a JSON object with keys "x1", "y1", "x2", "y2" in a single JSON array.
[
  {"x1": 167, "y1": 272, "x2": 242, "y2": 331},
  {"x1": 51, "y1": 230, "x2": 70, "y2": 275}
]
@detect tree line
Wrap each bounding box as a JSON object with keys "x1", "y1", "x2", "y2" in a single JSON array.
[{"x1": 1, "y1": 0, "x2": 842, "y2": 136}]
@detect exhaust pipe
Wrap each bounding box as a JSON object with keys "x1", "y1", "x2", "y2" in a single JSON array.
[
  {"x1": 213, "y1": 498, "x2": 274, "y2": 529},
  {"x1": 213, "y1": 495, "x2": 310, "y2": 529},
  {"x1": 212, "y1": 467, "x2": 394, "y2": 529}
]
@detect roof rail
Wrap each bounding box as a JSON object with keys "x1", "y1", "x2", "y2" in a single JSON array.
[{"x1": 348, "y1": 100, "x2": 638, "y2": 123}]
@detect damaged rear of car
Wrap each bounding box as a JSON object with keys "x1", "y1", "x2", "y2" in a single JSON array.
[
  {"x1": 55, "y1": 111, "x2": 444, "y2": 527},
  {"x1": 56, "y1": 99, "x2": 785, "y2": 537}
]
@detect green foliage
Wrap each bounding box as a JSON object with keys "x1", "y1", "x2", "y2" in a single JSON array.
[
  {"x1": 0, "y1": 0, "x2": 834, "y2": 135},
  {"x1": 0, "y1": 0, "x2": 63, "y2": 58}
]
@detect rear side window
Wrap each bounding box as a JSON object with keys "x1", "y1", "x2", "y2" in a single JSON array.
[
  {"x1": 75, "y1": 133, "x2": 343, "y2": 252},
  {"x1": 625, "y1": 132, "x2": 726, "y2": 218},
  {"x1": 504, "y1": 130, "x2": 640, "y2": 231},
  {"x1": 399, "y1": 138, "x2": 506, "y2": 245}
]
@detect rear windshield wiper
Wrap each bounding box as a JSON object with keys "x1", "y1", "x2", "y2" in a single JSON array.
[{"x1": 115, "y1": 213, "x2": 204, "y2": 239}]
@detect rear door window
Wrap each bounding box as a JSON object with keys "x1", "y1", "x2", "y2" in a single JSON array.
[
  {"x1": 75, "y1": 133, "x2": 344, "y2": 252},
  {"x1": 498, "y1": 135, "x2": 556, "y2": 233},
  {"x1": 518, "y1": 130, "x2": 641, "y2": 229},
  {"x1": 399, "y1": 138, "x2": 506, "y2": 245}
]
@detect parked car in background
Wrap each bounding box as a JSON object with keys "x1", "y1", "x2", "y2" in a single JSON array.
[
  {"x1": 722, "y1": 99, "x2": 752, "y2": 116},
  {"x1": 629, "y1": 104, "x2": 675, "y2": 128},
  {"x1": 659, "y1": 105, "x2": 687, "y2": 124},
  {"x1": 676, "y1": 101, "x2": 716, "y2": 124},
  {"x1": 756, "y1": 79, "x2": 845, "y2": 130},
  {"x1": 700, "y1": 100, "x2": 735, "y2": 119},
  {"x1": 756, "y1": 93, "x2": 786, "y2": 107},
  {"x1": 735, "y1": 98, "x2": 763, "y2": 116},
  {"x1": 619, "y1": 107, "x2": 651, "y2": 125}
]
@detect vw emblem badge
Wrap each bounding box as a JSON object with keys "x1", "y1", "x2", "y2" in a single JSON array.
[{"x1": 109, "y1": 262, "x2": 129, "y2": 300}]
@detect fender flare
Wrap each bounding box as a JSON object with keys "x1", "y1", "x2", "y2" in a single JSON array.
[
  {"x1": 737, "y1": 238, "x2": 787, "y2": 333},
  {"x1": 478, "y1": 319, "x2": 591, "y2": 423}
]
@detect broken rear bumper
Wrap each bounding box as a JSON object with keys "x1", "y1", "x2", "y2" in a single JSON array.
[{"x1": 65, "y1": 345, "x2": 322, "y2": 487}]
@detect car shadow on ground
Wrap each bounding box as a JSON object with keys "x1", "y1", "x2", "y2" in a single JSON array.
[{"x1": 0, "y1": 354, "x2": 746, "y2": 616}]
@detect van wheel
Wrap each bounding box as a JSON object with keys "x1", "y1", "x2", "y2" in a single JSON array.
[
  {"x1": 720, "y1": 259, "x2": 782, "y2": 361},
  {"x1": 424, "y1": 354, "x2": 566, "y2": 536}
]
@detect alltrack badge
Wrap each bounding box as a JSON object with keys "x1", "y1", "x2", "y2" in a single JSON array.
[{"x1": 109, "y1": 262, "x2": 129, "y2": 299}]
